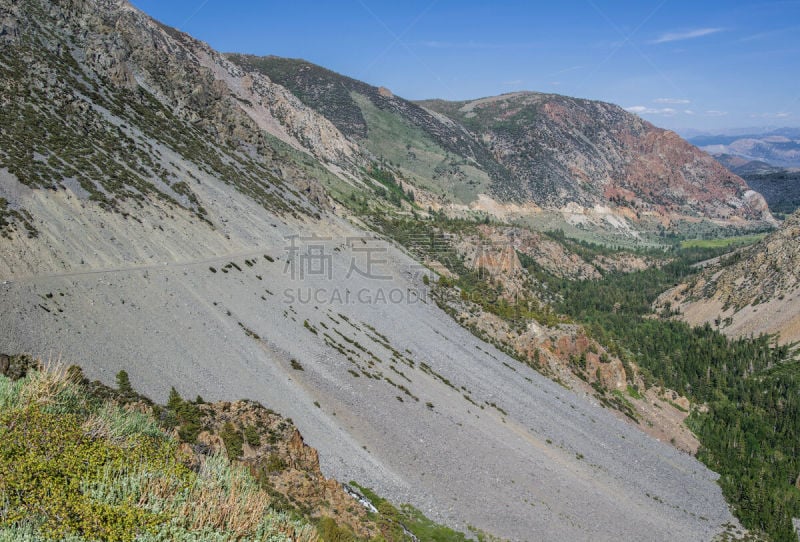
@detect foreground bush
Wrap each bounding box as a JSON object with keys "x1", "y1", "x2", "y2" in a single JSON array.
[{"x1": 0, "y1": 365, "x2": 318, "y2": 542}]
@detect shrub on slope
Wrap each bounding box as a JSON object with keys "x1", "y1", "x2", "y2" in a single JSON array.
[{"x1": 0, "y1": 361, "x2": 316, "y2": 542}]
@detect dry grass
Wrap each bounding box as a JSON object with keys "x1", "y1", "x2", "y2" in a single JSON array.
[{"x1": 0, "y1": 360, "x2": 321, "y2": 542}]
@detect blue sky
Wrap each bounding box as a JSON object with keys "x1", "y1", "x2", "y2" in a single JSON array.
[{"x1": 129, "y1": 0, "x2": 799, "y2": 133}]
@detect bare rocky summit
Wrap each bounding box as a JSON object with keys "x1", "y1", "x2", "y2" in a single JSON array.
[{"x1": 420, "y1": 93, "x2": 774, "y2": 225}]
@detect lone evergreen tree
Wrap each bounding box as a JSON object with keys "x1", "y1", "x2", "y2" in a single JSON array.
[
  {"x1": 167, "y1": 386, "x2": 182, "y2": 410},
  {"x1": 115, "y1": 370, "x2": 133, "y2": 395}
]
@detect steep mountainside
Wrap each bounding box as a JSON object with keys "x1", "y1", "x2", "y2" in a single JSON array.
[
  {"x1": 0, "y1": 0, "x2": 357, "y2": 239},
  {"x1": 421, "y1": 93, "x2": 773, "y2": 224},
  {"x1": 227, "y1": 55, "x2": 516, "y2": 205},
  {"x1": 229, "y1": 57, "x2": 773, "y2": 235},
  {"x1": 658, "y1": 210, "x2": 800, "y2": 344}
]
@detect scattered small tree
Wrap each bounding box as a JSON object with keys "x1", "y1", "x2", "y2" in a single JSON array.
[{"x1": 115, "y1": 370, "x2": 133, "y2": 395}]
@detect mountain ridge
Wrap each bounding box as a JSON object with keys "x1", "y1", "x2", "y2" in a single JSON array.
[
  {"x1": 689, "y1": 128, "x2": 800, "y2": 169},
  {"x1": 228, "y1": 55, "x2": 775, "y2": 235},
  {"x1": 657, "y1": 209, "x2": 800, "y2": 345},
  {"x1": 419, "y1": 92, "x2": 772, "y2": 221}
]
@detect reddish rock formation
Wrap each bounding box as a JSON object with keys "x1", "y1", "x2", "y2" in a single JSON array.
[{"x1": 184, "y1": 400, "x2": 379, "y2": 539}]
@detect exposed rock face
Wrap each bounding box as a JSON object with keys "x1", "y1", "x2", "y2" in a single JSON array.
[
  {"x1": 81, "y1": 1, "x2": 355, "y2": 163},
  {"x1": 421, "y1": 93, "x2": 775, "y2": 224},
  {"x1": 233, "y1": 54, "x2": 774, "y2": 229},
  {"x1": 471, "y1": 244, "x2": 522, "y2": 278},
  {"x1": 659, "y1": 210, "x2": 800, "y2": 344},
  {"x1": 227, "y1": 54, "x2": 513, "y2": 197},
  {"x1": 0, "y1": 0, "x2": 357, "y2": 226},
  {"x1": 458, "y1": 224, "x2": 653, "y2": 282},
  {"x1": 508, "y1": 227, "x2": 601, "y2": 279},
  {"x1": 179, "y1": 399, "x2": 379, "y2": 539}
]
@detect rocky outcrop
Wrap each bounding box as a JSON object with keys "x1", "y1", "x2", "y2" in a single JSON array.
[
  {"x1": 191, "y1": 399, "x2": 378, "y2": 539},
  {"x1": 420, "y1": 93, "x2": 775, "y2": 225},
  {"x1": 659, "y1": 210, "x2": 800, "y2": 344},
  {"x1": 508, "y1": 227, "x2": 601, "y2": 279},
  {"x1": 48, "y1": 0, "x2": 355, "y2": 164},
  {"x1": 472, "y1": 244, "x2": 522, "y2": 277},
  {"x1": 0, "y1": 0, "x2": 359, "y2": 229},
  {"x1": 458, "y1": 224, "x2": 654, "y2": 283}
]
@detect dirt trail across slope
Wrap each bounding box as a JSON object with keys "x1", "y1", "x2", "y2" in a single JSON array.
[
  {"x1": 1, "y1": 247, "x2": 277, "y2": 283},
  {"x1": 0, "y1": 175, "x2": 742, "y2": 541}
]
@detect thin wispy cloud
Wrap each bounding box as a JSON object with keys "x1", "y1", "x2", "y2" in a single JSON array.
[
  {"x1": 704, "y1": 110, "x2": 729, "y2": 117},
  {"x1": 739, "y1": 26, "x2": 799, "y2": 42},
  {"x1": 544, "y1": 65, "x2": 584, "y2": 78},
  {"x1": 179, "y1": 0, "x2": 211, "y2": 28},
  {"x1": 650, "y1": 27, "x2": 723, "y2": 44},
  {"x1": 420, "y1": 40, "x2": 493, "y2": 49},
  {"x1": 654, "y1": 98, "x2": 690, "y2": 104},
  {"x1": 750, "y1": 111, "x2": 792, "y2": 119},
  {"x1": 626, "y1": 106, "x2": 677, "y2": 116},
  {"x1": 580, "y1": 0, "x2": 688, "y2": 102}
]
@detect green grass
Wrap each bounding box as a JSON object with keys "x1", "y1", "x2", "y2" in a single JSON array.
[
  {"x1": 353, "y1": 93, "x2": 491, "y2": 204},
  {"x1": 626, "y1": 385, "x2": 643, "y2": 400},
  {"x1": 1, "y1": 360, "x2": 479, "y2": 541},
  {"x1": 349, "y1": 483, "x2": 472, "y2": 542},
  {"x1": 679, "y1": 233, "x2": 767, "y2": 249},
  {"x1": 0, "y1": 367, "x2": 316, "y2": 542}
]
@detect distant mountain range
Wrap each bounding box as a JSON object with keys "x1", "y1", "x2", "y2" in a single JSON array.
[
  {"x1": 707, "y1": 153, "x2": 800, "y2": 218},
  {"x1": 688, "y1": 128, "x2": 800, "y2": 168}
]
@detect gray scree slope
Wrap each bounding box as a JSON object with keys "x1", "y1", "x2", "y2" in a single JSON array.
[{"x1": 0, "y1": 168, "x2": 737, "y2": 541}]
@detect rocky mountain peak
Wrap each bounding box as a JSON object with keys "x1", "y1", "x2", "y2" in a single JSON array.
[{"x1": 422, "y1": 92, "x2": 774, "y2": 224}]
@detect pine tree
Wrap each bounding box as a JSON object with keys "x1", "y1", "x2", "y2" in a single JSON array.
[
  {"x1": 115, "y1": 370, "x2": 133, "y2": 395},
  {"x1": 167, "y1": 386, "x2": 182, "y2": 410}
]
